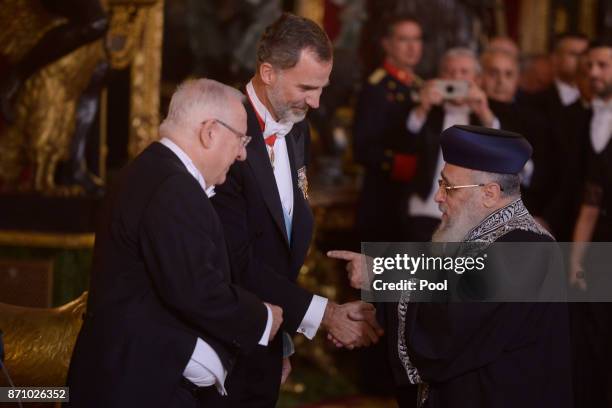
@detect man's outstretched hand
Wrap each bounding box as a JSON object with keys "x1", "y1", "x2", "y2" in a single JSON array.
[
  {"x1": 321, "y1": 301, "x2": 383, "y2": 349},
  {"x1": 327, "y1": 250, "x2": 370, "y2": 289}
]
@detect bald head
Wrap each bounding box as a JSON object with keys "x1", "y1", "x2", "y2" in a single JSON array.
[
  {"x1": 487, "y1": 36, "x2": 520, "y2": 59},
  {"x1": 481, "y1": 50, "x2": 519, "y2": 102}
]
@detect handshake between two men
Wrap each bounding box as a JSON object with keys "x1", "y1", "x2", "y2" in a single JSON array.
[
  {"x1": 264, "y1": 299, "x2": 383, "y2": 350},
  {"x1": 263, "y1": 252, "x2": 382, "y2": 350},
  {"x1": 325, "y1": 250, "x2": 376, "y2": 348},
  {"x1": 317, "y1": 249, "x2": 381, "y2": 349}
]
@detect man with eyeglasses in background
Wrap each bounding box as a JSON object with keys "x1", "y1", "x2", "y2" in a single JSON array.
[{"x1": 67, "y1": 78, "x2": 285, "y2": 408}]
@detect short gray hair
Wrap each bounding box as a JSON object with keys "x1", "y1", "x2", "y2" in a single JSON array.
[
  {"x1": 440, "y1": 47, "x2": 481, "y2": 75},
  {"x1": 474, "y1": 170, "x2": 521, "y2": 198},
  {"x1": 159, "y1": 78, "x2": 245, "y2": 139}
]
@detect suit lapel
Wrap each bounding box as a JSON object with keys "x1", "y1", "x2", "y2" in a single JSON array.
[
  {"x1": 285, "y1": 124, "x2": 314, "y2": 268},
  {"x1": 286, "y1": 126, "x2": 307, "y2": 246},
  {"x1": 245, "y1": 102, "x2": 290, "y2": 246}
]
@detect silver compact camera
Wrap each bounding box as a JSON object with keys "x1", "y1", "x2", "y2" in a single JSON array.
[{"x1": 434, "y1": 80, "x2": 469, "y2": 99}]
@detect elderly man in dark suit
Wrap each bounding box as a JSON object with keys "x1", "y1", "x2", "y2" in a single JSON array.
[
  {"x1": 212, "y1": 13, "x2": 382, "y2": 408},
  {"x1": 66, "y1": 79, "x2": 283, "y2": 408}
]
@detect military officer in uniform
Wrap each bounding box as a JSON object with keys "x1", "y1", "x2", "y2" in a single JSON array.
[
  {"x1": 353, "y1": 13, "x2": 424, "y2": 243},
  {"x1": 351, "y1": 13, "x2": 424, "y2": 406}
]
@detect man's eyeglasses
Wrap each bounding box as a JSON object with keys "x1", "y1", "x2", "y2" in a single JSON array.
[
  {"x1": 438, "y1": 179, "x2": 504, "y2": 194},
  {"x1": 207, "y1": 119, "x2": 252, "y2": 147},
  {"x1": 437, "y1": 179, "x2": 503, "y2": 196}
]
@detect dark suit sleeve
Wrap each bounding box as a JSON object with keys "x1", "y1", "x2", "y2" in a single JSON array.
[
  {"x1": 139, "y1": 173, "x2": 268, "y2": 353},
  {"x1": 212, "y1": 165, "x2": 314, "y2": 334},
  {"x1": 353, "y1": 84, "x2": 392, "y2": 169},
  {"x1": 353, "y1": 83, "x2": 417, "y2": 182}
]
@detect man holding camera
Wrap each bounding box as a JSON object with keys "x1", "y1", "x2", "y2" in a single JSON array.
[{"x1": 406, "y1": 47, "x2": 499, "y2": 241}]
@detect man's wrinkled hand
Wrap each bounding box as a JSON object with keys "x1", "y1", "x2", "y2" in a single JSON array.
[
  {"x1": 413, "y1": 80, "x2": 444, "y2": 120},
  {"x1": 465, "y1": 81, "x2": 494, "y2": 126},
  {"x1": 321, "y1": 301, "x2": 383, "y2": 350},
  {"x1": 265, "y1": 303, "x2": 283, "y2": 342}
]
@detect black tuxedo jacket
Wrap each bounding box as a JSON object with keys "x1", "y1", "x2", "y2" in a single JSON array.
[
  {"x1": 487, "y1": 99, "x2": 556, "y2": 216},
  {"x1": 534, "y1": 84, "x2": 564, "y2": 115},
  {"x1": 212, "y1": 103, "x2": 314, "y2": 334},
  {"x1": 211, "y1": 101, "x2": 315, "y2": 405},
  {"x1": 546, "y1": 101, "x2": 592, "y2": 240},
  {"x1": 66, "y1": 142, "x2": 267, "y2": 408}
]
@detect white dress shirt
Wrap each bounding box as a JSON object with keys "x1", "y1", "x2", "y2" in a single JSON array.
[
  {"x1": 246, "y1": 82, "x2": 328, "y2": 339},
  {"x1": 555, "y1": 79, "x2": 581, "y2": 107},
  {"x1": 406, "y1": 104, "x2": 501, "y2": 219},
  {"x1": 590, "y1": 98, "x2": 612, "y2": 154},
  {"x1": 159, "y1": 138, "x2": 273, "y2": 395}
]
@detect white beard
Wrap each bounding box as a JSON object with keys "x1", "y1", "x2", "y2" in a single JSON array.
[{"x1": 432, "y1": 199, "x2": 484, "y2": 243}]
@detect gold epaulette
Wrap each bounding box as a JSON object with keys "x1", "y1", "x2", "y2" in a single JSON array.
[{"x1": 368, "y1": 68, "x2": 387, "y2": 85}]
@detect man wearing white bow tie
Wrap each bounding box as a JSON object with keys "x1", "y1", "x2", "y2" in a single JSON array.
[{"x1": 211, "y1": 12, "x2": 383, "y2": 408}]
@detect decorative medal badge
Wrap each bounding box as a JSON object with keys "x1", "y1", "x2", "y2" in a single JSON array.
[{"x1": 297, "y1": 166, "x2": 308, "y2": 200}]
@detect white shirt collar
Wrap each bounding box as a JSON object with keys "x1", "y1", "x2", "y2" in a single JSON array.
[
  {"x1": 246, "y1": 81, "x2": 294, "y2": 139},
  {"x1": 159, "y1": 138, "x2": 215, "y2": 198},
  {"x1": 592, "y1": 97, "x2": 612, "y2": 112},
  {"x1": 443, "y1": 102, "x2": 471, "y2": 115},
  {"x1": 555, "y1": 79, "x2": 580, "y2": 107},
  {"x1": 590, "y1": 98, "x2": 612, "y2": 154}
]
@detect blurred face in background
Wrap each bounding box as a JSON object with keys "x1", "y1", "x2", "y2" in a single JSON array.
[
  {"x1": 441, "y1": 55, "x2": 479, "y2": 82},
  {"x1": 587, "y1": 47, "x2": 612, "y2": 100},
  {"x1": 519, "y1": 55, "x2": 554, "y2": 93},
  {"x1": 487, "y1": 36, "x2": 520, "y2": 59},
  {"x1": 382, "y1": 20, "x2": 423, "y2": 71},
  {"x1": 481, "y1": 51, "x2": 519, "y2": 103},
  {"x1": 553, "y1": 37, "x2": 589, "y2": 84},
  {"x1": 576, "y1": 53, "x2": 592, "y2": 101}
]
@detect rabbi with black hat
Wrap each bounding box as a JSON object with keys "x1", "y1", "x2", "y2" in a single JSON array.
[
  {"x1": 330, "y1": 125, "x2": 573, "y2": 407},
  {"x1": 401, "y1": 125, "x2": 572, "y2": 408}
]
